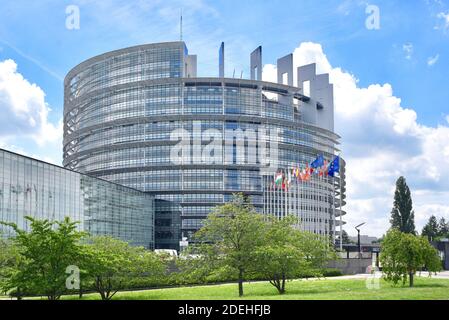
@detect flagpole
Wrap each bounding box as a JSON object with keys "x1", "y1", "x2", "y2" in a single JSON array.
[
  {"x1": 285, "y1": 169, "x2": 288, "y2": 219},
  {"x1": 339, "y1": 156, "x2": 343, "y2": 252}
]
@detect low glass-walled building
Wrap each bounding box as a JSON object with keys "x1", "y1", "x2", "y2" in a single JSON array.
[{"x1": 0, "y1": 149, "x2": 154, "y2": 249}]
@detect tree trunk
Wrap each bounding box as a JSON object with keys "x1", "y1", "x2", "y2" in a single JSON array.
[
  {"x1": 270, "y1": 278, "x2": 282, "y2": 294},
  {"x1": 280, "y1": 273, "x2": 286, "y2": 295},
  {"x1": 96, "y1": 276, "x2": 107, "y2": 300},
  {"x1": 409, "y1": 272, "x2": 414, "y2": 287},
  {"x1": 238, "y1": 268, "x2": 244, "y2": 297}
]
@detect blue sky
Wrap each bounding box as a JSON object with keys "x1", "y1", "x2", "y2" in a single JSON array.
[{"x1": 0, "y1": 0, "x2": 448, "y2": 236}]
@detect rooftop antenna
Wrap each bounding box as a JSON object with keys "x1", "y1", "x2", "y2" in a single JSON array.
[
  {"x1": 219, "y1": 42, "x2": 225, "y2": 78},
  {"x1": 240, "y1": 71, "x2": 243, "y2": 79},
  {"x1": 180, "y1": 9, "x2": 183, "y2": 41}
]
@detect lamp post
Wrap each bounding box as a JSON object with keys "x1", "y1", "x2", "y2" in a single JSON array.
[{"x1": 355, "y1": 223, "x2": 366, "y2": 259}]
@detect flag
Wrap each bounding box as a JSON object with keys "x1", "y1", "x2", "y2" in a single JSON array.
[
  {"x1": 287, "y1": 169, "x2": 293, "y2": 186},
  {"x1": 310, "y1": 155, "x2": 325, "y2": 169},
  {"x1": 275, "y1": 172, "x2": 283, "y2": 186},
  {"x1": 319, "y1": 160, "x2": 329, "y2": 177},
  {"x1": 328, "y1": 156, "x2": 340, "y2": 177},
  {"x1": 300, "y1": 164, "x2": 311, "y2": 182}
]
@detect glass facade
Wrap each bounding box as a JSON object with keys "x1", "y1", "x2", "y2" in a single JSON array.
[
  {"x1": 0, "y1": 149, "x2": 154, "y2": 249},
  {"x1": 64, "y1": 41, "x2": 346, "y2": 250}
]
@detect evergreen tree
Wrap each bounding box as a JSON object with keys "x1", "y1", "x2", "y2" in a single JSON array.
[
  {"x1": 438, "y1": 218, "x2": 449, "y2": 238},
  {"x1": 390, "y1": 176, "x2": 416, "y2": 234},
  {"x1": 341, "y1": 230, "x2": 352, "y2": 244},
  {"x1": 421, "y1": 215, "x2": 439, "y2": 241}
]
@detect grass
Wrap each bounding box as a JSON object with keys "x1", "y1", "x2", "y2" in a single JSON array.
[{"x1": 59, "y1": 276, "x2": 449, "y2": 300}]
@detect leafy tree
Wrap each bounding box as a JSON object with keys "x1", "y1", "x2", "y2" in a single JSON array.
[
  {"x1": 0, "y1": 217, "x2": 85, "y2": 300},
  {"x1": 176, "y1": 243, "x2": 223, "y2": 285},
  {"x1": 390, "y1": 176, "x2": 416, "y2": 234},
  {"x1": 0, "y1": 238, "x2": 22, "y2": 297},
  {"x1": 81, "y1": 236, "x2": 167, "y2": 300},
  {"x1": 193, "y1": 194, "x2": 265, "y2": 297},
  {"x1": 253, "y1": 216, "x2": 306, "y2": 294},
  {"x1": 380, "y1": 229, "x2": 441, "y2": 287},
  {"x1": 294, "y1": 231, "x2": 337, "y2": 272},
  {"x1": 421, "y1": 215, "x2": 439, "y2": 241}
]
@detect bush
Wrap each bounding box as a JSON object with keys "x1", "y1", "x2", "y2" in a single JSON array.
[{"x1": 322, "y1": 268, "x2": 343, "y2": 277}]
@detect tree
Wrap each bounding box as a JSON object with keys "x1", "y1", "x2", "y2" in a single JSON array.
[
  {"x1": 176, "y1": 243, "x2": 224, "y2": 285},
  {"x1": 372, "y1": 235, "x2": 385, "y2": 244},
  {"x1": 82, "y1": 236, "x2": 167, "y2": 300},
  {"x1": 340, "y1": 230, "x2": 353, "y2": 244},
  {"x1": 0, "y1": 217, "x2": 85, "y2": 300},
  {"x1": 421, "y1": 216, "x2": 439, "y2": 241},
  {"x1": 0, "y1": 239, "x2": 22, "y2": 297},
  {"x1": 253, "y1": 216, "x2": 306, "y2": 294},
  {"x1": 380, "y1": 229, "x2": 441, "y2": 287},
  {"x1": 438, "y1": 218, "x2": 449, "y2": 238},
  {"x1": 390, "y1": 176, "x2": 416, "y2": 234},
  {"x1": 294, "y1": 231, "x2": 337, "y2": 272},
  {"x1": 193, "y1": 194, "x2": 265, "y2": 297},
  {"x1": 421, "y1": 216, "x2": 449, "y2": 241}
]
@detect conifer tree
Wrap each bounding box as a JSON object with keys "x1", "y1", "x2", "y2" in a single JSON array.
[{"x1": 390, "y1": 176, "x2": 416, "y2": 234}]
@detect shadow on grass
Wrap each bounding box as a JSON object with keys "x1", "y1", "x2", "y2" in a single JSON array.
[
  {"x1": 391, "y1": 283, "x2": 448, "y2": 289},
  {"x1": 245, "y1": 283, "x2": 360, "y2": 298}
]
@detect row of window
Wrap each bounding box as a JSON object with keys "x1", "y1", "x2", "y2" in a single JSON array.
[
  {"x1": 66, "y1": 84, "x2": 303, "y2": 133},
  {"x1": 66, "y1": 118, "x2": 335, "y2": 160},
  {"x1": 0, "y1": 150, "x2": 154, "y2": 248},
  {"x1": 69, "y1": 46, "x2": 184, "y2": 99}
]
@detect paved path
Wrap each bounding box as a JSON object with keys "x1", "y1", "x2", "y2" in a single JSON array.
[
  {"x1": 325, "y1": 271, "x2": 449, "y2": 280},
  {"x1": 415, "y1": 271, "x2": 449, "y2": 279}
]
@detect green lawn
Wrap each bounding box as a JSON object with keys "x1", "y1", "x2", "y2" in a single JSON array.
[{"x1": 60, "y1": 277, "x2": 449, "y2": 300}]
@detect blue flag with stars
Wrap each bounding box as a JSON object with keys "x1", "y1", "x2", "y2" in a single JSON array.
[
  {"x1": 310, "y1": 155, "x2": 325, "y2": 169},
  {"x1": 328, "y1": 156, "x2": 340, "y2": 177}
]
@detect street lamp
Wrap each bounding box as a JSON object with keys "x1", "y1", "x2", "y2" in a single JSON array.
[{"x1": 355, "y1": 223, "x2": 366, "y2": 259}]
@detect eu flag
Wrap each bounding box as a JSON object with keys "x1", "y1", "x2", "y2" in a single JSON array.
[
  {"x1": 328, "y1": 156, "x2": 340, "y2": 177},
  {"x1": 310, "y1": 155, "x2": 325, "y2": 169}
]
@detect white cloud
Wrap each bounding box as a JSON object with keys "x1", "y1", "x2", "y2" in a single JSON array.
[
  {"x1": 402, "y1": 43, "x2": 414, "y2": 60},
  {"x1": 0, "y1": 141, "x2": 59, "y2": 165},
  {"x1": 427, "y1": 54, "x2": 440, "y2": 66},
  {"x1": 263, "y1": 42, "x2": 449, "y2": 237},
  {"x1": 437, "y1": 11, "x2": 449, "y2": 30},
  {"x1": 0, "y1": 59, "x2": 62, "y2": 149}
]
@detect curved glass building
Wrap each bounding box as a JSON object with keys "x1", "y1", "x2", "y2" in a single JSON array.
[{"x1": 63, "y1": 41, "x2": 346, "y2": 250}]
